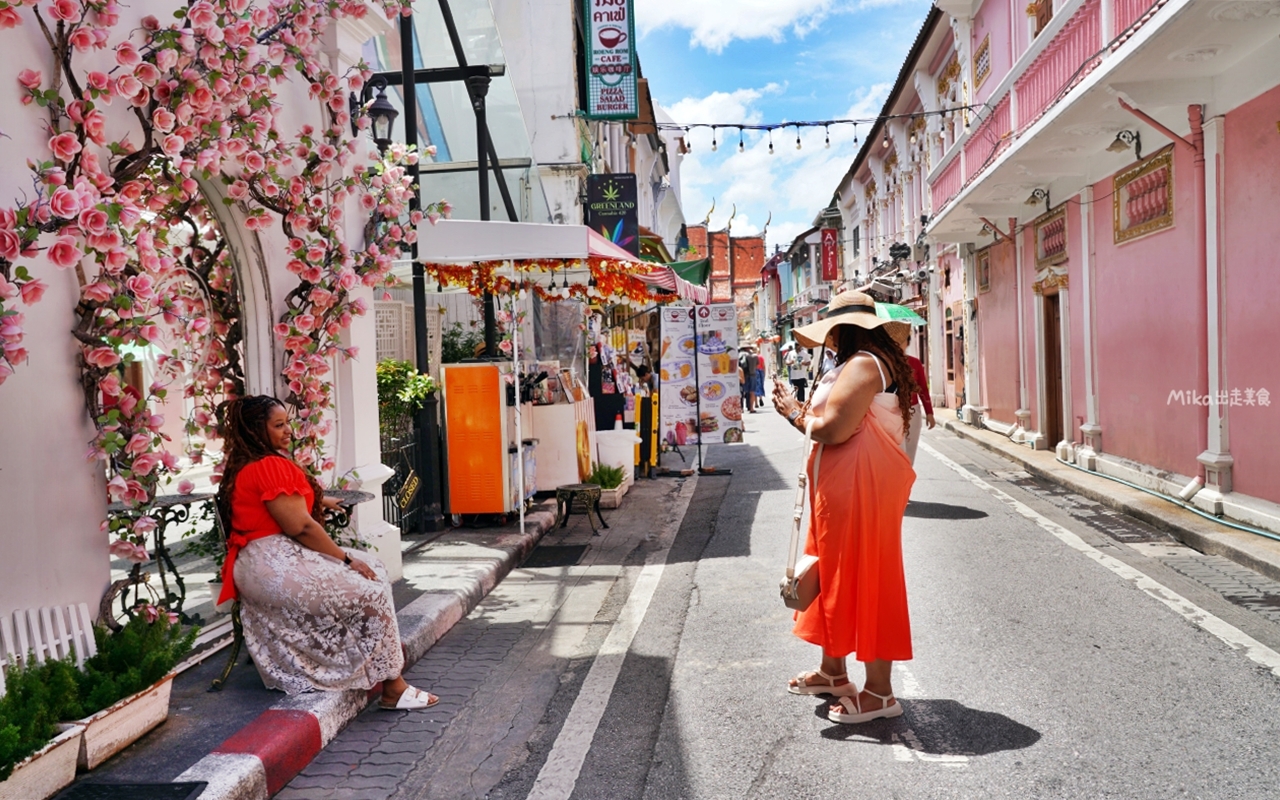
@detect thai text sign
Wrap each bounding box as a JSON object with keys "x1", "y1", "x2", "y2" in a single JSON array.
[
  {"x1": 586, "y1": 173, "x2": 639, "y2": 256},
  {"x1": 583, "y1": 0, "x2": 637, "y2": 119},
  {"x1": 821, "y1": 227, "x2": 839, "y2": 282}
]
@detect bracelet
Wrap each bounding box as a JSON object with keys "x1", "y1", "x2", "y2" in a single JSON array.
[
  {"x1": 787, "y1": 408, "x2": 801, "y2": 423},
  {"x1": 343, "y1": 554, "x2": 353, "y2": 566}
]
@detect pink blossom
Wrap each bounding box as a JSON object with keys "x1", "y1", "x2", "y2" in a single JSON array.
[
  {"x1": 99, "y1": 373, "x2": 122, "y2": 397},
  {"x1": 68, "y1": 27, "x2": 94, "y2": 52},
  {"x1": 152, "y1": 107, "x2": 175, "y2": 132},
  {"x1": 46, "y1": 236, "x2": 82, "y2": 270},
  {"x1": 83, "y1": 109, "x2": 107, "y2": 144},
  {"x1": 83, "y1": 282, "x2": 113, "y2": 303},
  {"x1": 49, "y1": 0, "x2": 81, "y2": 23},
  {"x1": 115, "y1": 41, "x2": 141, "y2": 67},
  {"x1": 19, "y1": 279, "x2": 47, "y2": 305},
  {"x1": 188, "y1": 1, "x2": 217, "y2": 28},
  {"x1": 293, "y1": 313, "x2": 317, "y2": 332},
  {"x1": 243, "y1": 151, "x2": 265, "y2": 172},
  {"x1": 115, "y1": 74, "x2": 142, "y2": 99},
  {"x1": 0, "y1": 228, "x2": 20, "y2": 262},
  {"x1": 131, "y1": 452, "x2": 162, "y2": 476},
  {"x1": 84, "y1": 346, "x2": 121, "y2": 369},
  {"x1": 17, "y1": 69, "x2": 41, "y2": 90},
  {"x1": 0, "y1": 6, "x2": 20, "y2": 29},
  {"x1": 48, "y1": 132, "x2": 82, "y2": 162},
  {"x1": 85, "y1": 71, "x2": 110, "y2": 92},
  {"x1": 141, "y1": 603, "x2": 160, "y2": 622},
  {"x1": 110, "y1": 538, "x2": 150, "y2": 562},
  {"x1": 125, "y1": 273, "x2": 155, "y2": 299},
  {"x1": 106, "y1": 474, "x2": 129, "y2": 502},
  {"x1": 162, "y1": 134, "x2": 185, "y2": 157},
  {"x1": 132, "y1": 516, "x2": 157, "y2": 535},
  {"x1": 134, "y1": 62, "x2": 160, "y2": 87},
  {"x1": 177, "y1": 479, "x2": 195, "y2": 495},
  {"x1": 49, "y1": 186, "x2": 81, "y2": 218},
  {"x1": 0, "y1": 276, "x2": 16, "y2": 300}
]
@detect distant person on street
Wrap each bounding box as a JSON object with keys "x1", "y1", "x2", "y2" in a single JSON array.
[
  {"x1": 787, "y1": 349, "x2": 810, "y2": 402},
  {"x1": 215, "y1": 396, "x2": 438, "y2": 709},
  {"x1": 889, "y1": 325, "x2": 936, "y2": 464},
  {"x1": 772, "y1": 292, "x2": 918, "y2": 725},
  {"x1": 739, "y1": 346, "x2": 759, "y2": 413},
  {"x1": 754, "y1": 350, "x2": 767, "y2": 409}
]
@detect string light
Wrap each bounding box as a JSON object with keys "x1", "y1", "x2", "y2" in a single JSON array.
[
  {"x1": 795, "y1": 126, "x2": 802, "y2": 150},
  {"x1": 881, "y1": 130, "x2": 890, "y2": 149},
  {"x1": 824, "y1": 125, "x2": 830, "y2": 149},
  {"x1": 853, "y1": 124, "x2": 858, "y2": 146},
  {"x1": 738, "y1": 128, "x2": 744, "y2": 153},
  {"x1": 711, "y1": 126, "x2": 718, "y2": 152},
  {"x1": 768, "y1": 129, "x2": 774, "y2": 155}
]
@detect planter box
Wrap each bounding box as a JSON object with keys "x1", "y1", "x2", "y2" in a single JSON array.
[
  {"x1": 0, "y1": 724, "x2": 82, "y2": 800},
  {"x1": 598, "y1": 483, "x2": 629, "y2": 509},
  {"x1": 75, "y1": 673, "x2": 175, "y2": 771}
]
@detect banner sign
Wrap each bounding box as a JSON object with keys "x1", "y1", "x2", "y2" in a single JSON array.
[
  {"x1": 586, "y1": 173, "x2": 639, "y2": 256},
  {"x1": 583, "y1": 0, "x2": 638, "y2": 119},
  {"x1": 658, "y1": 306, "x2": 743, "y2": 447},
  {"x1": 821, "y1": 227, "x2": 839, "y2": 282}
]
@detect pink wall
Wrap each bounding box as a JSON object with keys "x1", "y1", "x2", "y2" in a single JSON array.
[
  {"x1": 1091, "y1": 143, "x2": 1204, "y2": 477},
  {"x1": 978, "y1": 240, "x2": 1020, "y2": 423},
  {"x1": 1222, "y1": 85, "x2": 1280, "y2": 504},
  {"x1": 971, "y1": 0, "x2": 1013, "y2": 105}
]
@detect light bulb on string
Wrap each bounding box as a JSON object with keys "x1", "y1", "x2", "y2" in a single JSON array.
[
  {"x1": 711, "y1": 127, "x2": 718, "y2": 152},
  {"x1": 853, "y1": 124, "x2": 858, "y2": 146},
  {"x1": 881, "y1": 130, "x2": 890, "y2": 149},
  {"x1": 795, "y1": 126, "x2": 802, "y2": 150},
  {"x1": 768, "y1": 129, "x2": 774, "y2": 155},
  {"x1": 685, "y1": 131, "x2": 692, "y2": 153},
  {"x1": 824, "y1": 125, "x2": 830, "y2": 149},
  {"x1": 738, "y1": 128, "x2": 744, "y2": 153}
]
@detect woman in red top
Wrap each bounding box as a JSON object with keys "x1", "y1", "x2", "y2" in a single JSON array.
[
  {"x1": 889, "y1": 326, "x2": 935, "y2": 463},
  {"x1": 215, "y1": 396, "x2": 436, "y2": 709}
]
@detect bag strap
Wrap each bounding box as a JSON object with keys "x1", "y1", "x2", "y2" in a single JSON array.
[{"x1": 786, "y1": 419, "x2": 819, "y2": 579}]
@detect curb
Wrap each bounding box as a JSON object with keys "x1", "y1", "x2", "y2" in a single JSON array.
[
  {"x1": 175, "y1": 503, "x2": 557, "y2": 800},
  {"x1": 939, "y1": 421, "x2": 1280, "y2": 584}
]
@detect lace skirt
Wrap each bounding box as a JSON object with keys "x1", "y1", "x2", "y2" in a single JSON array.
[{"x1": 234, "y1": 534, "x2": 404, "y2": 695}]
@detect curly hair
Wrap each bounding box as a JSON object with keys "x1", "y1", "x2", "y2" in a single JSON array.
[
  {"x1": 214, "y1": 395, "x2": 324, "y2": 537},
  {"x1": 827, "y1": 324, "x2": 920, "y2": 435}
]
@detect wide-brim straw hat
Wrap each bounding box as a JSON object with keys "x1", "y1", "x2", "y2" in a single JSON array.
[{"x1": 791, "y1": 291, "x2": 909, "y2": 349}]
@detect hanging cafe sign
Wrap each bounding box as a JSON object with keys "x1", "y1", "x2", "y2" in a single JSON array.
[{"x1": 583, "y1": 0, "x2": 638, "y2": 119}]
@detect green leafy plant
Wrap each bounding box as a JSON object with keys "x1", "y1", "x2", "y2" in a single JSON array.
[
  {"x1": 0, "y1": 657, "x2": 77, "y2": 781},
  {"x1": 376, "y1": 359, "x2": 437, "y2": 439},
  {"x1": 72, "y1": 614, "x2": 198, "y2": 720},
  {"x1": 586, "y1": 462, "x2": 626, "y2": 490},
  {"x1": 441, "y1": 321, "x2": 484, "y2": 364}
]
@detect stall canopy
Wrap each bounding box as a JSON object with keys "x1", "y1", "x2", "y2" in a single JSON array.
[{"x1": 411, "y1": 219, "x2": 708, "y2": 304}]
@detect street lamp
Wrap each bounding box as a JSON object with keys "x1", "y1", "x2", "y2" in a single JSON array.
[
  {"x1": 1107, "y1": 129, "x2": 1142, "y2": 160},
  {"x1": 348, "y1": 79, "x2": 400, "y2": 154}
]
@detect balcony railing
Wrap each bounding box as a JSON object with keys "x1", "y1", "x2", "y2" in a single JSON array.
[
  {"x1": 1014, "y1": 0, "x2": 1102, "y2": 130},
  {"x1": 963, "y1": 93, "x2": 1013, "y2": 181},
  {"x1": 931, "y1": 156, "x2": 964, "y2": 215}
]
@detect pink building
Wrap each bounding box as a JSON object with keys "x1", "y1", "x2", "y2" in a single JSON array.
[{"x1": 825, "y1": 0, "x2": 1280, "y2": 531}]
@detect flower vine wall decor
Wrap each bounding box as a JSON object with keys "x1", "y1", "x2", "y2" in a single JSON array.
[{"x1": 0, "y1": 0, "x2": 447, "y2": 565}]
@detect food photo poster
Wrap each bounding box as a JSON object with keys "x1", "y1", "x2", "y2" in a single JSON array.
[{"x1": 658, "y1": 306, "x2": 744, "y2": 447}]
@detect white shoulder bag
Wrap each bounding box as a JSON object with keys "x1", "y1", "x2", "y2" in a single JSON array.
[{"x1": 780, "y1": 419, "x2": 822, "y2": 611}]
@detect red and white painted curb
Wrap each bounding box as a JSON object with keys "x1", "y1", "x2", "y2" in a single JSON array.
[{"x1": 176, "y1": 506, "x2": 556, "y2": 800}]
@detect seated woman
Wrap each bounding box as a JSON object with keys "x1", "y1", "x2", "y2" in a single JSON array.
[{"x1": 215, "y1": 395, "x2": 436, "y2": 709}]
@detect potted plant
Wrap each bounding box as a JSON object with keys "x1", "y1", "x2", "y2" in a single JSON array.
[
  {"x1": 61, "y1": 609, "x2": 197, "y2": 771},
  {"x1": 587, "y1": 463, "x2": 628, "y2": 509},
  {"x1": 0, "y1": 657, "x2": 83, "y2": 800}
]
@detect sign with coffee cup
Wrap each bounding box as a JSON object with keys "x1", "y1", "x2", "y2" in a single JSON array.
[{"x1": 583, "y1": 0, "x2": 637, "y2": 119}]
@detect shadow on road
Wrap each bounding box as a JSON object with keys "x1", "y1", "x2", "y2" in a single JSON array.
[
  {"x1": 815, "y1": 698, "x2": 1040, "y2": 756},
  {"x1": 904, "y1": 501, "x2": 989, "y2": 520}
]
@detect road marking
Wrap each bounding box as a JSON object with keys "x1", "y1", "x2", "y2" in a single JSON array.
[
  {"x1": 890, "y1": 664, "x2": 970, "y2": 768},
  {"x1": 525, "y1": 477, "x2": 698, "y2": 800},
  {"x1": 921, "y1": 441, "x2": 1280, "y2": 678}
]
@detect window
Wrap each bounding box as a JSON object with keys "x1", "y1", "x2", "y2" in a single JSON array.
[
  {"x1": 977, "y1": 248, "x2": 991, "y2": 293},
  {"x1": 1034, "y1": 207, "x2": 1067, "y2": 268},
  {"x1": 1029, "y1": 0, "x2": 1053, "y2": 37},
  {"x1": 944, "y1": 308, "x2": 955, "y2": 381},
  {"x1": 852, "y1": 227, "x2": 860, "y2": 258},
  {"x1": 973, "y1": 35, "x2": 992, "y2": 89},
  {"x1": 1113, "y1": 146, "x2": 1174, "y2": 244}
]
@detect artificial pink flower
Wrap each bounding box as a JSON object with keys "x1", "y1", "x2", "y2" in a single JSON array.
[
  {"x1": 68, "y1": 27, "x2": 94, "y2": 52},
  {"x1": 115, "y1": 41, "x2": 141, "y2": 67},
  {"x1": 49, "y1": 0, "x2": 81, "y2": 23},
  {"x1": 49, "y1": 186, "x2": 81, "y2": 218},
  {"x1": 132, "y1": 516, "x2": 158, "y2": 536},
  {"x1": 141, "y1": 603, "x2": 160, "y2": 622},
  {"x1": 0, "y1": 6, "x2": 20, "y2": 29},
  {"x1": 131, "y1": 452, "x2": 161, "y2": 476},
  {"x1": 46, "y1": 236, "x2": 82, "y2": 269},
  {"x1": 17, "y1": 69, "x2": 41, "y2": 90},
  {"x1": 18, "y1": 279, "x2": 47, "y2": 305},
  {"x1": 0, "y1": 227, "x2": 19, "y2": 262},
  {"x1": 48, "y1": 132, "x2": 81, "y2": 162},
  {"x1": 82, "y1": 282, "x2": 113, "y2": 303},
  {"x1": 177, "y1": 479, "x2": 195, "y2": 495},
  {"x1": 84, "y1": 346, "x2": 121, "y2": 369}
]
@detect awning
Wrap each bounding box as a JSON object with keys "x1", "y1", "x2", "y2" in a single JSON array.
[
  {"x1": 634, "y1": 266, "x2": 709, "y2": 304},
  {"x1": 415, "y1": 219, "x2": 645, "y2": 264}
]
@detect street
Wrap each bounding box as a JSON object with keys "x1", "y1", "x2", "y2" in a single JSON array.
[{"x1": 280, "y1": 414, "x2": 1280, "y2": 800}]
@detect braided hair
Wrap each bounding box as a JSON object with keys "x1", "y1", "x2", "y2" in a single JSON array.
[
  {"x1": 831, "y1": 325, "x2": 920, "y2": 436},
  {"x1": 215, "y1": 395, "x2": 325, "y2": 537}
]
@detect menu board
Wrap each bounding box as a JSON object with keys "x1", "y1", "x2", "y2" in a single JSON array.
[
  {"x1": 693, "y1": 305, "x2": 743, "y2": 444},
  {"x1": 658, "y1": 305, "x2": 743, "y2": 447}
]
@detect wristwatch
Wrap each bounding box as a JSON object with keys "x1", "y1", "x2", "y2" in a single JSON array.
[
  {"x1": 787, "y1": 408, "x2": 802, "y2": 423},
  {"x1": 343, "y1": 554, "x2": 353, "y2": 566}
]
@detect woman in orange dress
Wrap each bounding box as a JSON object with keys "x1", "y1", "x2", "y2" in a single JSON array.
[
  {"x1": 772, "y1": 292, "x2": 918, "y2": 724},
  {"x1": 215, "y1": 395, "x2": 437, "y2": 710}
]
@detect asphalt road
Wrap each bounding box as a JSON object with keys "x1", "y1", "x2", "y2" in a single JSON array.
[{"x1": 288, "y1": 410, "x2": 1280, "y2": 799}]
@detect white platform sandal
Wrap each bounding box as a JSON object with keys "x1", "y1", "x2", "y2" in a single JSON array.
[
  {"x1": 827, "y1": 688, "x2": 903, "y2": 724},
  {"x1": 787, "y1": 670, "x2": 856, "y2": 696},
  {"x1": 380, "y1": 685, "x2": 439, "y2": 710}
]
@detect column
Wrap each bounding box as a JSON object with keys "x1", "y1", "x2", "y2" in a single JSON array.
[{"x1": 1196, "y1": 115, "x2": 1232, "y2": 513}]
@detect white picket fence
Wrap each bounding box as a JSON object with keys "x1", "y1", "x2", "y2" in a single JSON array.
[{"x1": 0, "y1": 604, "x2": 98, "y2": 697}]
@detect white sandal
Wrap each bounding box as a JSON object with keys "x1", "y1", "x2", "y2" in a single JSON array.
[
  {"x1": 380, "y1": 685, "x2": 439, "y2": 710},
  {"x1": 787, "y1": 669, "x2": 856, "y2": 696},
  {"x1": 827, "y1": 688, "x2": 903, "y2": 724}
]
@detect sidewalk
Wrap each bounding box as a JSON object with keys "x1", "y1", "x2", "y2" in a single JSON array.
[
  {"x1": 941, "y1": 420, "x2": 1280, "y2": 584},
  {"x1": 73, "y1": 502, "x2": 558, "y2": 800}
]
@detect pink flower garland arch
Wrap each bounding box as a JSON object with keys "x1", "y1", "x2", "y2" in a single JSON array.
[{"x1": 0, "y1": 0, "x2": 446, "y2": 562}]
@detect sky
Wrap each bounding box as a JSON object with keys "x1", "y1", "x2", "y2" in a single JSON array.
[{"x1": 633, "y1": 0, "x2": 933, "y2": 252}]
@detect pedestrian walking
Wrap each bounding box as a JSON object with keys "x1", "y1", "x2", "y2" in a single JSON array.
[
  {"x1": 215, "y1": 396, "x2": 438, "y2": 709},
  {"x1": 787, "y1": 349, "x2": 810, "y2": 402},
  {"x1": 739, "y1": 345, "x2": 759, "y2": 413},
  {"x1": 771, "y1": 292, "x2": 918, "y2": 724},
  {"x1": 754, "y1": 350, "x2": 767, "y2": 408},
  {"x1": 888, "y1": 325, "x2": 936, "y2": 464}
]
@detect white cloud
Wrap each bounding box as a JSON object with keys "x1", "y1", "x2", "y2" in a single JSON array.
[
  {"x1": 668, "y1": 83, "x2": 891, "y2": 251},
  {"x1": 636, "y1": 0, "x2": 838, "y2": 52}
]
